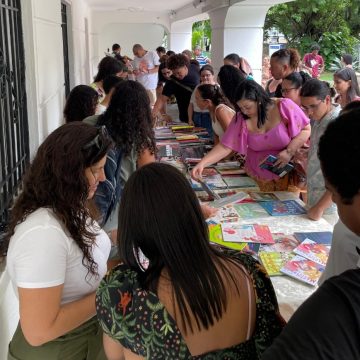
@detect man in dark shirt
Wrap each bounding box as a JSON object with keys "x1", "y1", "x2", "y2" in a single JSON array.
[
  {"x1": 262, "y1": 107, "x2": 360, "y2": 360},
  {"x1": 152, "y1": 53, "x2": 199, "y2": 123}
]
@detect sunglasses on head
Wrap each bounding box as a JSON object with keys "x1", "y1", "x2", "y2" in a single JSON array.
[{"x1": 82, "y1": 125, "x2": 109, "y2": 150}]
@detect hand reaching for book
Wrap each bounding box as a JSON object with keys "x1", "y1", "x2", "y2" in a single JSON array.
[{"x1": 191, "y1": 163, "x2": 204, "y2": 180}]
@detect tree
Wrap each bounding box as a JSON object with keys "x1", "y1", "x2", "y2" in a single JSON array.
[
  {"x1": 192, "y1": 20, "x2": 211, "y2": 50},
  {"x1": 264, "y1": 0, "x2": 359, "y2": 68}
]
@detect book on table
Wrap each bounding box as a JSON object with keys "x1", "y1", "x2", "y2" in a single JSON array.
[
  {"x1": 208, "y1": 223, "x2": 260, "y2": 254},
  {"x1": 232, "y1": 202, "x2": 269, "y2": 219},
  {"x1": 259, "y1": 251, "x2": 294, "y2": 276},
  {"x1": 221, "y1": 223, "x2": 274, "y2": 244},
  {"x1": 259, "y1": 154, "x2": 294, "y2": 178},
  {"x1": 293, "y1": 238, "x2": 330, "y2": 266},
  {"x1": 248, "y1": 191, "x2": 279, "y2": 202},
  {"x1": 259, "y1": 200, "x2": 307, "y2": 216},
  {"x1": 293, "y1": 231, "x2": 333, "y2": 245},
  {"x1": 190, "y1": 175, "x2": 228, "y2": 191},
  {"x1": 280, "y1": 255, "x2": 325, "y2": 286},
  {"x1": 211, "y1": 191, "x2": 248, "y2": 208},
  {"x1": 222, "y1": 175, "x2": 258, "y2": 188},
  {"x1": 260, "y1": 233, "x2": 300, "y2": 253}
]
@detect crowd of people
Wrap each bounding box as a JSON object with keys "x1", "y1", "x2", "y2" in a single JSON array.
[{"x1": 3, "y1": 39, "x2": 360, "y2": 360}]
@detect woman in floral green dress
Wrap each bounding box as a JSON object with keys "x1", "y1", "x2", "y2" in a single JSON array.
[{"x1": 96, "y1": 163, "x2": 285, "y2": 359}]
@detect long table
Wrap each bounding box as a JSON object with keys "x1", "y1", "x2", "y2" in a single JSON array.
[{"x1": 207, "y1": 190, "x2": 334, "y2": 321}]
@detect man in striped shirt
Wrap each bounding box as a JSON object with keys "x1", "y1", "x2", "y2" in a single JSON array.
[{"x1": 193, "y1": 45, "x2": 211, "y2": 66}]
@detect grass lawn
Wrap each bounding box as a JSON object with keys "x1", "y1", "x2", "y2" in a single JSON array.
[{"x1": 320, "y1": 71, "x2": 334, "y2": 84}]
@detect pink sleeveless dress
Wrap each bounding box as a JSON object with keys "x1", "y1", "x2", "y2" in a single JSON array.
[{"x1": 221, "y1": 98, "x2": 309, "y2": 181}]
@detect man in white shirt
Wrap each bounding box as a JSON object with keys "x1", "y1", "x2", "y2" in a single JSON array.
[{"x1": 132, "y1": 44, "x2": 160, "y2": 106}]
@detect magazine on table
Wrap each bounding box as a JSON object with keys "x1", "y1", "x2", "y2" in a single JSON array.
[
  {"x1": 221, "y1": 223, "x2": 274, "y2": 244},
  {"x1": 260, "y1": 233, "x2": 300, "y2": 253},
  {"x1": 280, "y1": 255, "x2": 325, "y2": 286},
  {"x1": 259, "y1": 200, "x2": 307, "y2": 216},
  {"x1": 259, "y1": 251, "x2": 294, "y2": 276},
  {"x1": 294, "y1": 231, "x2": 333, "y2": 245},
  {"x1": 293, "y1": 238, "x2": 330, "y2": 266}
]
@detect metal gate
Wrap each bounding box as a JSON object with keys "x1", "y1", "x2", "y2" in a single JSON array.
[
  {"x1": 0, "y1": 0, "x2": 29, "y2": 250},
  {"x1": 61, "y1": 1, "x2": 70, "y2": 98}
]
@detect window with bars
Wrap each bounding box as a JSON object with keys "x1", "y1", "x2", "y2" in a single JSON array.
[{"x1": 0, "y1": 0, "x2": 29, "y2": 252}]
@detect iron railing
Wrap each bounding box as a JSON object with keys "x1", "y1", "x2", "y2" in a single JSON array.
[{"x1": 0, "y1": 0, "x2": 29, "y2": 251}]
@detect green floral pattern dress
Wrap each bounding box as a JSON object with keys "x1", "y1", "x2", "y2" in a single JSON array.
[{"x1": 96, "y1": 249, "x2": 285, "y2": 359}]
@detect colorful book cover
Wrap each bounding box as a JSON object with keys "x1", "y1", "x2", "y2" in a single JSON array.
[
  {"x1": 196, "y1": 190, "x2": 237, "y2": 203},
  {"x1": 280, "y1": 255, "x2": 325, "y2": 286},
  {"x1": 293, "y1": 239, "x2": 330, "y2": 266},
  {"x1": 259, "y1": 200, "x2": 307, "y2": 216},
  {"x1": 157, "y1": 143, "x2": 181, "y2": 158},
  {"x1": 191, "y1": 175, "x2": 227, "y2": 190},
  {"x1": 233, "y1": 202, "x2": 269, "y2": 219},
  {"x1": 211, "y1": 191, "x2": 249, "y2": 208},
  {"x1": 248, "y1": 192, "x2": 279, "y2": 202},
  {"x1": 222, "y1": 176, "x2": 258, "y2": 188},
  {"x1": 259, "y1": 252, "x2": 294, "y2": 276},
  {"x1": 217, "y1": 205, "x2": 241, "y2": 223},
  {"x1": 260, "y1": 233, "x2": 300, "y2": 252},
  {"x1": 259, "y1": 154, "x2": 294, "y2": 178},
  {"x1": 294, "y1": 231, "x2": 333, "y2": 245},
  {"x1": 221, "y1": 223, "x2": 274, "y2": 244},
  {"x1": 208, "y1": 223, "x2": 260, "y2": 254}
]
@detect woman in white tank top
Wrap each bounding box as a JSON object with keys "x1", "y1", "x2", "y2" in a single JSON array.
[{"x1": 195, "y1": 84, "x2": 235, "y2": 143}]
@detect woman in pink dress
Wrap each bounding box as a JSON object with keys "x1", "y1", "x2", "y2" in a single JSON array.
[{"x1": 192, "y1": 80, "x2": 311, "y2": 191}]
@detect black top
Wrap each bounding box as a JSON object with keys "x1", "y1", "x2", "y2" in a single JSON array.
[
  {"x1": 162, "y1": 63, "x2": 200, "y2": 122},
  {"x1": 96, "y1": 249, "x2": 285, "y2": 359},
  {"x1": 262, "y1": 268, "x2": 360, "y2": 360}
]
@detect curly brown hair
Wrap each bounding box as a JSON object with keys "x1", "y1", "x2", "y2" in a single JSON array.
[
  {"x1": 97, "y1": 80, "x2": 156, "y2": 157},
  {"x1": 166, "y1": 53, "x2": 190, "y2": 70},
  {"x1": 4, "y1": 122, "x2": 113, "y2": 276}
]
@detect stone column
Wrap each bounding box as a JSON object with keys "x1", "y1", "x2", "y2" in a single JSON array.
[{"x1": 209, "y1": 4, "x2": 271, "y2": 83}]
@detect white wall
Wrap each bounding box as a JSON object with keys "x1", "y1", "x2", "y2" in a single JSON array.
[
  {"x1": 0, "y1": 1, "x2": 93, "y2": 357},
  {"x1": 98, "y1": 23, "x2": 165, "y2": 63}
]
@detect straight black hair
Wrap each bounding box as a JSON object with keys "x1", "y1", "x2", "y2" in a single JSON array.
[
  {"x1": 284, "y1": 71, "x2": 311, "y2": 89},
  {"x1": 217, "y1": 65, "x2": 246, "y2": 106},
  {"x1": 234, "y1": 79, "x2": 273, "y2": 128},
  {"x1": 118, "y1": 163, "x2": 241, "y2": 334},
  {"x1": 342, "y1": 54, "x2": 353, "y2": 66},
  {"x1": 102, "y1": 75, "x2": 123, "y2": 94},
  {"x1": 197, "y1": 84, "x2": 230, "y2": 108}
]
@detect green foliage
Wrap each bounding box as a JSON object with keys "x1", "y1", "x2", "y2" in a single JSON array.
[
  {"x1": 264, "y1": 0, "x2": 360, "y2": 69},
  {"x1": 192, "y1": 20, "x2": 211, "y2": 50}
]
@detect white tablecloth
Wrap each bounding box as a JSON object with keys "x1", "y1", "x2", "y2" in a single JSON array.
[{"x1": 234, "y1": 192, "x2": 334, "y2": 321}]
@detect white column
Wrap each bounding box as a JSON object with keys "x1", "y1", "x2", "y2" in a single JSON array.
[
  {"x1": 209, "y1": 4, "x2": 271, "y2": 84},
  {"x1": 169, "y1": 21, "x2": 193, "y2": 53}
]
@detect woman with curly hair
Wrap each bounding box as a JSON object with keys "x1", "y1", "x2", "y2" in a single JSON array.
[
  {"x1": 5, "y1": 122, "x2": 112, "y2": 359},
  {"x1": 84, "y1": 80, "x2": 156, "y2": 244},
  {"x1": 63, "y1": 85, "x2": 99, "y2": 122}
]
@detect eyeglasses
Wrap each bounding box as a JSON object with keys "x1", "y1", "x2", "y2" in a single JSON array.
[
  {"x1": 281, "y1": 87, "x2": 297, "y2": 95},
  {"x1": 301, "y1": 100, "x2": 324, "y2": 112},
  {"x1": 82, "y1": 125, "x2": 109, "y2": 150}
]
